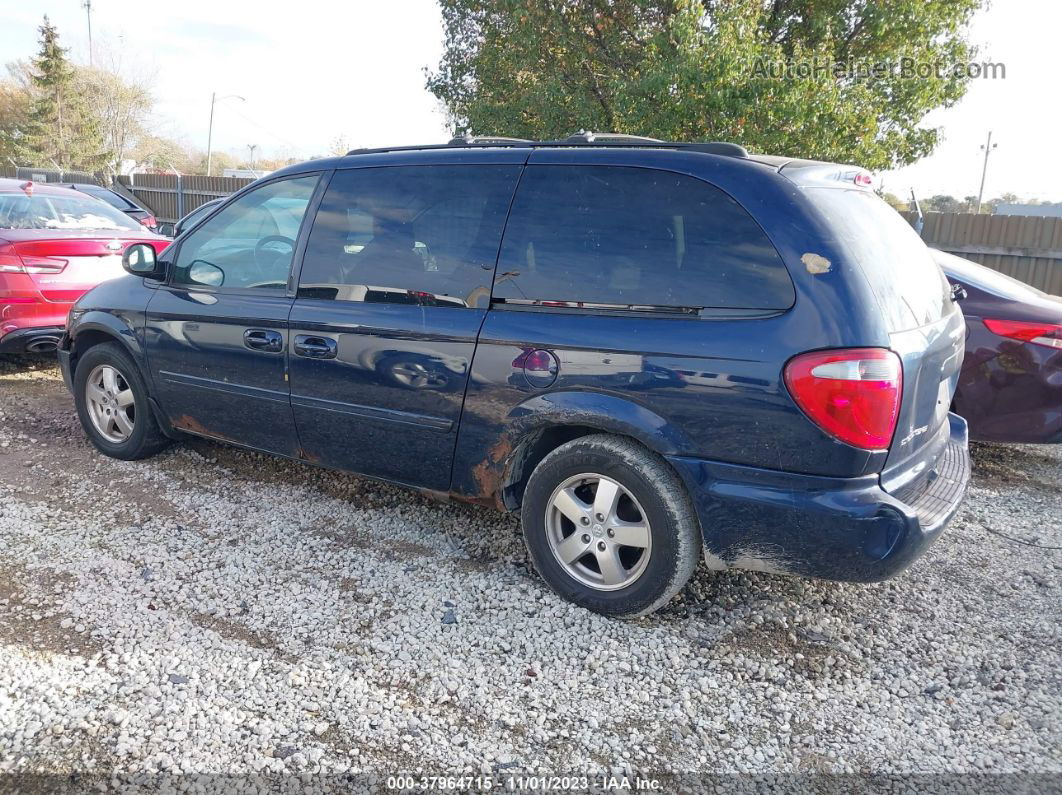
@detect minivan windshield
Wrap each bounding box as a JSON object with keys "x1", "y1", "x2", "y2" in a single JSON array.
[
  {"x1": 806, "y1": 188, "x2": 950, "y2": 331},
  {"x1": 0, "y1": 191, "x2": 142, "y2": 231}
]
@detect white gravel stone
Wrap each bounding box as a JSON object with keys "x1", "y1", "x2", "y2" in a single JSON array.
[{"x1": 0, "y1": 356, "x2": 1059, "y2": 787}]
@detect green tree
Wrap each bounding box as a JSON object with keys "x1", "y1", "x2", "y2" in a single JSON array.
[
  {"x1": 924, "y1": 194, "x2": 960, "y2": 213},
  {"x1": 878, "y1": 191, "x2": 908, "y2": 212},
  {"x1": 985, "y1": 192, "x2": 1019, "y2": 212},
  {"x1": 77, "y1": 66, "x2": 152, "y2": 174},
  {"x1": 0, "y1": 80, "x2": 31, "y2": 162},
  {"x1": 18, "y1": 17, "x2": 110, "y2": 170},
  {"x1": 427, "y1": 0, "x2": 984, "y2": 170}
]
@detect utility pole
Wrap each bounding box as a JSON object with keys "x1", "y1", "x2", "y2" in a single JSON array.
[
  {"x1": 247, "y1": 144, "x2": 258, "y2": 173},
  {"x1": 206, "y1": 92, "x2": 216, "y2": 176},
  {"x1": 976, "y1": 131, "x2": 998, "y2": 214},
  {"x1": 206, "y1": 92, "x2": 245, "y2": 176},
  {"x1": 83, "y1": 0, "x2": 93, "y2": 66}
]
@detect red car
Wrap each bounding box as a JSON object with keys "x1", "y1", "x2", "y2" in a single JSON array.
[
  {"x1": 0, "y1": 179, "x2": 169, "y2": 355},
  {"x1": 934, "y1": 250, "x2": 1062, "y2": 443}
]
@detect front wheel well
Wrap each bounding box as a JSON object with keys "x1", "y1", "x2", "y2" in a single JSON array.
[{"x1": 69, "y1": 329, "x2": 124, "y2": 375}]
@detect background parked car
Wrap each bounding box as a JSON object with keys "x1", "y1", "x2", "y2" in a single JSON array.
[
  {"x1": 0, "y1": 179, "x2": 169, "y2": 355},
  {"x1": 66, "y1": 183, "x2": 158, "y2": 232},
  {"x1": 933, "y1": 249, "x2": 1062, "y2": 443},
  {"x1": 159, "y1": 197, "x2": 224, "y2": 239}
]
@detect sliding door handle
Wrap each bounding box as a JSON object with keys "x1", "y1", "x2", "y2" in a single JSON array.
[{"x1": 293, "y1": 334, "x2": 338, "y2": 359}]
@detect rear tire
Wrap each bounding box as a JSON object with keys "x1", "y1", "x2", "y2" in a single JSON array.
[
  {"x1": 520, "y1": 434, "x2": 701, "y2": 617},
  {"x1": 73, "y1": 342, "x2": 170, "y2": 460}
]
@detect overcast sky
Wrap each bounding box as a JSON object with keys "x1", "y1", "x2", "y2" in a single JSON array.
[{"x1": 1, "y1": 0, "x2": 1057, "y2": 201}]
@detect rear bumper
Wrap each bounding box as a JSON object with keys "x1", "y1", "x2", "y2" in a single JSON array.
[
  {"x1": 0, "y1": 325, "x2": 65, "y2": 354},
  {"x1": 667, "y1": 413, "x2": 970, "y2": 583}
]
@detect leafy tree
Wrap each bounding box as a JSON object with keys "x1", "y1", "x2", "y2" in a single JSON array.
[
  {"x1": 878, "y1": 191, "x2": 908, "y2": 212},
  {"x1": 427, "y1": 0, "x2": 984, "y2": 170},
  {"x1": 985, "y1": 192, "x2": 1019, "y2": 213},
  {"x1": 18, "y1": 17, "x2": 110, "y2": 170},
  {"x1": 923, "y1": 194, "x2": 960, "y2": 213},
  {"x1": 131, "y1": 134, "x2": 196, "y2": 173},
  {"x1": 0, "y1": 80, "x2": 31, "y2": 162},
  {"x1": 77, "y1": 66, "x2": 153, "y2": 175},
  {"x1": 328, "y1": 135, "x2": 351, "y2": 156}
]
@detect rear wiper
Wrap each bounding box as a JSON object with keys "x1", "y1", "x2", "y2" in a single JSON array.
[{"x1": 950, "y1": 283, "x2": 968, "y2": 303}]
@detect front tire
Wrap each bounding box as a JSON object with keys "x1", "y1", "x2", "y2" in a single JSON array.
[
  {"x1": 73, "y1": 342, "x2": 170, "y2": 460},
  {"x1": 521, "y1": 434, "x2": 701, "y2": 617}
]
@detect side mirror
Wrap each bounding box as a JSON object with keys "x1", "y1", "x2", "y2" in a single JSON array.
[
  {"x1": 188, "y1": 259, "x2": 225, "y2": 287},
  {"x1": 122, "y1": 243, "x2": 166, "y2": 280}
]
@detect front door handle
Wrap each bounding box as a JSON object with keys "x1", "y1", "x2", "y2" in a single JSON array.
[
  {"x1": 293, "y1": 334, "x2": 338, "y2": 359},
  {"x1": 244, "y1": 329, "x2": 283, "y2": 353}
]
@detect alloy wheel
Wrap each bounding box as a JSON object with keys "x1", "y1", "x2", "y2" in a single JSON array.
[
  {"x1": 545, "y1": 473, "x2": 652, "y2": 591},
  {"x1": 85, "y1": 364, "x2": 136, "y2": 444}
]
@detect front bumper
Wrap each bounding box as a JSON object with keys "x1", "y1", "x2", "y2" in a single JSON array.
[
  {"x1": 667, "y1": 413, "x2": 970, "y2": 583},
  {"x1": 0, "y1": 325, "x2": 65, "y2": 355}
]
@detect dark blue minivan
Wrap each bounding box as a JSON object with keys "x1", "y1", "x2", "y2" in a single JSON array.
[{"x1": 58, "y1": 134, "x2": 970, "y2": 616}]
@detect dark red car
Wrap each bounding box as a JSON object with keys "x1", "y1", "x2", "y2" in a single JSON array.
[
  {"x1": 934, "y1": 249, "x2": 1062, "y2": 443},
  {"x1": 0, "y1": 179, "x2": 169, "y2": 355}
]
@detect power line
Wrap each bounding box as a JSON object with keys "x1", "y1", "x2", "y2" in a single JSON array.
[{"x1": 224, "y1": 104, "x2": 300, "y2": 152}]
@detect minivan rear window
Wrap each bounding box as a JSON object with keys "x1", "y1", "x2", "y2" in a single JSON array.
[
  {"x1": 806, "y1": 189, "x2": 951, "y2": 332},
  {"x1": 493, "y1": 166, "x2": 794, "y2": 312}
]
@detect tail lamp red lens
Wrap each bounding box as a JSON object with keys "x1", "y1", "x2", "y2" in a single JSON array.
[
  {"x1": 0, "y1": 244, "x2": 23, "y2": 274},
  {"x1": 784, "y1": 348, "x2": 902, "y2": 450},
  {"x1": 983, "y1": 318, "x2": 1062, "y2": 350},
  {"x1": 0, "y1": 243, "x2": 67, "y2": 274}
]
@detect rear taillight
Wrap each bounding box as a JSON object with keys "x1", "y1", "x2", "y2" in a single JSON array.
[
  {"x1": 0, "y1": 243, "x2": 67, "y2": 273},
  {"x1": 139, "y1": 215, "x2": 157, "y2": 228},
  {"x1": 20, "y1": 256, "x2": 68, "y2": 273},
  {"x1": 0, "y1": 244, "x2": 24, "y2": 273},
  {"x1": 983, "y1": 318, "x2": 1062, "y2": 350},
  {"x1": 784, "y1": 348, "x2": 902, "y2": 450}
]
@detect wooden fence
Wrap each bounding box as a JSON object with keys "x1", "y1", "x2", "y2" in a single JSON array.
[
  {"x1": 0, "y1": 165, "x2": 100, "y2": 184},
  {"x1": 115, "y1": 174, "x2": 254, "y2": 224},
  {"x1": 905, "y1": 211, "x2": 1062, "y2": 295},
  {"x1": 0, "y1": 166, "x2": 252, "y2": 225}
]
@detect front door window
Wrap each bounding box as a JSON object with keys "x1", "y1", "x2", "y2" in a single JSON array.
[{"x1": 172, "y1": 174, "x2": 320, "y2": 291}]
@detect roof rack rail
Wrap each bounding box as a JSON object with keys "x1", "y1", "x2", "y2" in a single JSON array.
[
  {"x1": 565, "y1": 130, "x2": 663, "y2": 144},
  {"x1": 448, "y1": 134, "x2": 533, "y2": 145},
  {"x1": 346, "y1": 136, "x2": 748, "y2": 159}
]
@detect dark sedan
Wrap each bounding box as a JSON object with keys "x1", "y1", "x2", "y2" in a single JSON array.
[
  {"x1": 67, "y1": 183, "x2": 158, "y2": 231},
  {"x1": 934, "y1": 249, "x2": 1062, "y2": 443}
]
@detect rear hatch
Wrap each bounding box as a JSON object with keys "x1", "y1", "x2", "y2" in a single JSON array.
[{"x1": 803, "y1": 187, "x2": 964, "y2": 492}]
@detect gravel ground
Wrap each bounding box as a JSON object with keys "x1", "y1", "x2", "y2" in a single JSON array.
[{"x1": 0, "y1": 354, "x2": 1059, "y2": 791}]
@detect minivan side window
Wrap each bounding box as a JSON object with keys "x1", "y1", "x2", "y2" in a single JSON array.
[
  {"x1": 493, "y1": 166, "x2": 794, "y2": 312},
  {"x1": 297, "y1": 165, "x2": 521, "y2": 308},
  {"x1": 171, "y1": 174, "x2": 320, "y2": 290}
]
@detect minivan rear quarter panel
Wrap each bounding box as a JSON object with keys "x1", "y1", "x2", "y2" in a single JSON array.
[{"x1": 452, "y1": 148, "x2": 897, "y2": 507}]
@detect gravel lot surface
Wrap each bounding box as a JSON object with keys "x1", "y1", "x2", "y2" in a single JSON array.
[{"x1": 0, "y1": 354, "x2": 1059, "y2": 791}]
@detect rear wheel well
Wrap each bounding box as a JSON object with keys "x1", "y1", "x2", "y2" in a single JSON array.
[{"x1": 502, "y1": 425, "x2": 629, "y2": 510}]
